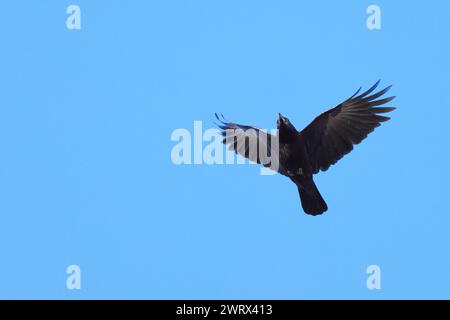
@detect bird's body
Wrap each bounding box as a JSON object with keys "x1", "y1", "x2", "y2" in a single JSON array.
[
  {"x1": 275, "y1": 121, "x2": 327, "y2": 214},
  {"x1": 216, "y1": 80, "x2": 395, "y2": 215},
  {"x1": 278, "y1": 134, "x2": 308, "y2": 176}
]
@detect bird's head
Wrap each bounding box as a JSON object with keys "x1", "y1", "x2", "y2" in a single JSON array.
[
  {"x1": 277, "y1": 113, "x2": 298, "y2": 142},
  {"x1": 277, "y1": 113, "x2": 295, "y2": 130}
]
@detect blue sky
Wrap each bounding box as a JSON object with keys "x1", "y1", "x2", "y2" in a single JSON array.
[{"x1": 0, "y1": 1, "x2": 449, "y2": 299}]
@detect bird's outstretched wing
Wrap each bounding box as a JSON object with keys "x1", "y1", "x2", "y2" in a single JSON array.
[
  {"x1": 299, "y1": 80, "x2": 396, "y2": 174},
  {"x1": 215, "y1": 113, "x2": 279, "y2": 170}
]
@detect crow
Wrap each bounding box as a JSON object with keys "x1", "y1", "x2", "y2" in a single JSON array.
[{"x1": 215, "y1": 80, "x2": 395, "y2": 215}]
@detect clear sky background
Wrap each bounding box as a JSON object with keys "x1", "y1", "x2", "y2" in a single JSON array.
[{"x1": 0, "y1": 1, "x2": 449, "y2": 299}]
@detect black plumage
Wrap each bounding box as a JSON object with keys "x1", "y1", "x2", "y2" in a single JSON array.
[{"x1": 215, "y1": 80, "x2": 396, "y2": 215}]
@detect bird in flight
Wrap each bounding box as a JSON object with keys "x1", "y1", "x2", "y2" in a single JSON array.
[{"x1": 215, "y1": 80, "x2": 395, "y2": 215}]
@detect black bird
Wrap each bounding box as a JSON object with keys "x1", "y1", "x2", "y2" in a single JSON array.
[{"x1": 215, "y1": 80, "x2": 395, "y2": 215}]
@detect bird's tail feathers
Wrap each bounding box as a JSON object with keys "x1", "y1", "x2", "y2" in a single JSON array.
[{"x1": 292, "y1": 176, "x2": 328, "y2": 216}]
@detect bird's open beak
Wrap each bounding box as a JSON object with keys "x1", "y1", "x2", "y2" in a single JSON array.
[{"x1": 278, "y1": 113, "x2": 283, "y2": 120}]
